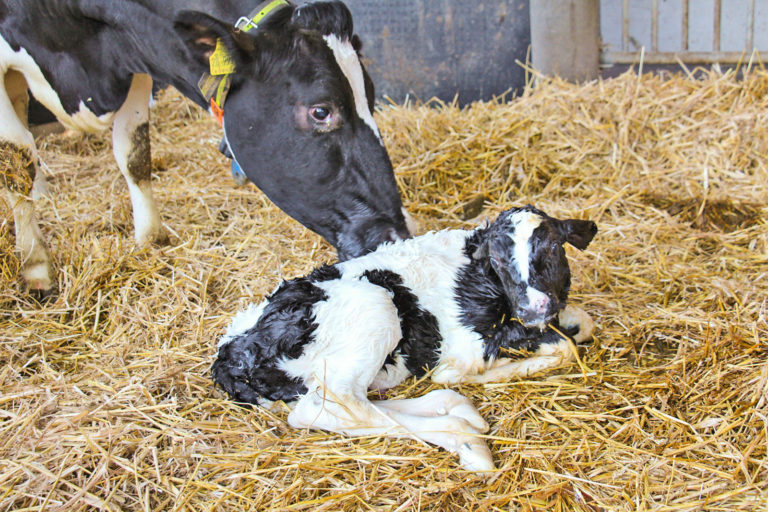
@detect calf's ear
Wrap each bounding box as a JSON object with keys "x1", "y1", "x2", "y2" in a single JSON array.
[
  {"x1": 174, "y1": 12, "x2": 252, "y2": 70},
  {"x1": 559, "y1": 219, "x2": 598, "y2": 250},
  {"x1": 471, "y1": 239, "x2": 494, "y2": 274}
]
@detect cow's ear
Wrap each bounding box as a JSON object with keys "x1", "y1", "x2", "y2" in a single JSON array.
[
  {"x1": 175, "y1": 11, "x2": 248, "y2": 69},
  {"x1": 290, "y1": 1, "x2": 354, "y2": 39},
  {"x1": 558, "y1": 219, "x2": 598, "y2": 250}
]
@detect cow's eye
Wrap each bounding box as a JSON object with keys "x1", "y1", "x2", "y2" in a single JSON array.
[{"x1": 310, "y1": 106, "x2": 330, "y2": 122}]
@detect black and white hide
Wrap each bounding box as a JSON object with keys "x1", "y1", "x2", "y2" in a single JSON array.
[
  {"x1": 213, "y1": 206, "x2": 598, "y2": 473},
  {"x1": 0, "y1": 0, "x2": 410, "y2": 298}
]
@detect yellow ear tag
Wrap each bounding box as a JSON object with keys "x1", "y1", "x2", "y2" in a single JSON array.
[{"x1": 209, "y1": 39, "x2": 236, "y2": 76}]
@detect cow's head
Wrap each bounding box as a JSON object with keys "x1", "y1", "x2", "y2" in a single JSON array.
[
  {"x1": 175, "y1": 1, "x2": 411, "y2": 260},
  {"x1": 473, "y1": 206, "x2": 597, "y2": 328}
]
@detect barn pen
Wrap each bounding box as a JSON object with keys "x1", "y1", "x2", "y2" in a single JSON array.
[{"x1": 1, "y1": 66, "x2": 767, "y2": 509}]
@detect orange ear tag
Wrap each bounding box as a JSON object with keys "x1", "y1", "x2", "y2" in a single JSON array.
[{"x1": 210, "y1": 98, "x2": 225, "y2": 126}]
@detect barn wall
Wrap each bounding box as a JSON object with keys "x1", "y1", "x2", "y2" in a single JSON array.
[{"x1": 342, "y1": 0, "x2": 531, "y2": 106}]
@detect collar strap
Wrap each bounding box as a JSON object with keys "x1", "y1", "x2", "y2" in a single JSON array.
[
  {"x1": 198, "y1": 0, "x2": 292, "y2": 126},
  {"x1": 236, "y1": 0, "x2": 292, "y2": 33}
]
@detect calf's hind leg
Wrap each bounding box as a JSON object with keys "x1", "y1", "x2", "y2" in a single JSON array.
[
  {"x1": 289, "y1": 389, "x2": 494, "y2": 474},
  {"x1": 373, "y1": 389, "x2": 489, "y2": 433},
  {"x1": 1, "y1": 69, "x2": 54, "y2": 296},
  {"x1": 112, "y1": 74, "x2": 166, "y2": 245}
]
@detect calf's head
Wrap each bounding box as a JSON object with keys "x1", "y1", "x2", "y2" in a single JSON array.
[
  {"x1": 175, "y1": 1, "x2": 410, "y2": 260},
  {"x1": 474, "y1": 206, "x2": 597, "y2": 328}
]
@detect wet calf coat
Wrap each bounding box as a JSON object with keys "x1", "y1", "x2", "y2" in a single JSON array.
[
  {"x1": 0, "y1": 0, "x2": 410, "y2": 296},
  {"x1": 213, "y1": 206, "x2": 598, "y2": 473}
]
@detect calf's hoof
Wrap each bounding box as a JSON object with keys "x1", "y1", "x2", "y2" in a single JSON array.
[
  {"x1": 558, "y1": 305, "x2": 594, "y2": 343},
  {"x1": 457, "y1": 438, "x2": 495, "y2": 476},
  {"x1": 447, "y1": 402, "x2": 490, "y2": 433}
]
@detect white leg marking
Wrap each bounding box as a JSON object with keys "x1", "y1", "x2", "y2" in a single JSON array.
[
  {"x1": 289, "y1": 390, "x2": 494, "y2": 474},
  {"x1": 323, "y1": 34, "x2": 383, "y2": 144},
  {"x1": 274, "y1": 278, "x2": 493, "y2": 474},
  {"x1": 373, "y1": 389, "x2": 489, "y2": 433},
  {"x1": 1, "y1": 69, "x2": 53, "y2": 292},
  {"x1": 464, "y1": 338, "x2": 574, "y2": 384},
  {"x1": 125, "y1": 179, "x2": 163, "y2": 245},
  {"x1": 4, "y1": 191, "x2": 54, "y2": 291},
  {"x1": 112, "y1": 74, "x2": 164, "y2": 245},
  {"x1": 558, "y1": 305, "x2": 595, "y2": 343}
]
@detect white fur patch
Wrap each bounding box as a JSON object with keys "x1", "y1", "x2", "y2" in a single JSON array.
[
  {"x1": 322, "y1": 34, "x2": 382, "y2": 144},
  {"x1": 370, "y1": 351, "x2": 411, "y2": 391},
  {"x1": 338, "y1": 228, "x2": 488, "y2": 384},
  {"x1": 279, "y1": 278, "x2": 402, "y2": 391},
  {"x1": 218, "y1": 300, "x2": 269, "y2": 349},
  {"x1": 1, "y1": 36, "x2": 114, "y2": 133},
  {"x1": 125, "y1": 180, "x2": 162, "y2": 244},
  {"x1": 508, "y1": 210, "x2": 542, "y2": 282}
]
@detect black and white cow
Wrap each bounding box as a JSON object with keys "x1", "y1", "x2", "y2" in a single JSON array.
[
  {"x1": 0, "y1": 0, "x2": 411, "y2": 297},
  {"x1": 213, "y1": 205, "x2": 598, "y2": 473}
]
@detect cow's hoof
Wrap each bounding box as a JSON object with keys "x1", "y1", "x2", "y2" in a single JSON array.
[
  {"x1": 28, "y1": 285, "x2": 57, "y2": 304},
  {"x1": 136, "y1": 228, "x2": 170, "y2": 247},
  {"x1": 22, "y1": 262, "x2": 55, "y2": 303}
]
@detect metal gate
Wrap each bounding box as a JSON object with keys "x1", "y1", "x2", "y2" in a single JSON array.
[{"x1": 601, "y1": 0, "x2": 768, "y2": 67}]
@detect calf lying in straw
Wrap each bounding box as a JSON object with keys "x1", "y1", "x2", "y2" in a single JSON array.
[{"x1": 213, "y1": 206, "x2": 597, "y2": 473}]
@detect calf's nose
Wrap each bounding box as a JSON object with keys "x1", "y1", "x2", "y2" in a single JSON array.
[{"x1": 526, "y1": 287, "x2": 550, "y2": 315}]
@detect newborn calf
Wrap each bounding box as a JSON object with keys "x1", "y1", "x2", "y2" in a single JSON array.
[{"x1": 213, "y1": 206, "x2": 597, "y2": 473}]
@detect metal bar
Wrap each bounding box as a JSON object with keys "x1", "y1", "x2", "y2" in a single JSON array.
[
  {"x1": 747, "y1": 0, "x2": 756, "y2": 51},
  {"x1": 713, "y1": 0, "x2": 721, "y2": 52},
  {"x1": 622, "y1": 0, "x2": 630, "y2": 51},
  {"x1": 651, "y1": 0, "x2": 659, "y2": 52},
  {"x1": 682, "y1": 0, "x2": 689, "y2": 51},
  {"x1": 603, "y1": 51, "x2": 752, "y2": 66}
]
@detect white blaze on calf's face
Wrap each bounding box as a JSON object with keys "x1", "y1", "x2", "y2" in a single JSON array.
[
  {"x1": 322, "y1": 34, "x2": 382, "y2": 144},
  {"x1": 508, "y1": 210, "x2": 542, "y2": 283}
]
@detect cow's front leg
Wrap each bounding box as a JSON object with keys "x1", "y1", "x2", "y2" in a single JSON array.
[
  {"x1": 1, "y1": 70, "x2": 54, "y2": 297},
  {"x1": 288, "y1": 389, "x2": 495, "y2": 475},
  {"x1": 112, "y1": 73, "x2": 166, "y2": 245}
]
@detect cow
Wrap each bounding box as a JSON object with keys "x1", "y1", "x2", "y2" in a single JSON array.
[
  {"x1": 212, "y1": 205, "x2": 598, "y2": 473},
  {"x1": 0, "y1": 0, "x2": 411, "y2": 298}
]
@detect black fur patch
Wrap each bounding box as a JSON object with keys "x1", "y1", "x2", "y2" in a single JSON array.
[
  {"x1": 362, "y1": 269, "x2": 442, "y2": 377},
  {"x1": 455, "y1": 232, "x2": 576, "y2": 360},
  {"x1": 212, "y1": 276, "x2": 329, "y2": 404},
  {"x1": 306, "y1": 264, "x2": 341, "y2": 282}
]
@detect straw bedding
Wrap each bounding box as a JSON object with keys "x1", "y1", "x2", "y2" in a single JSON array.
[{"x1": 1, "y1": 67, "x2": 767, "y2": 511}]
